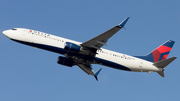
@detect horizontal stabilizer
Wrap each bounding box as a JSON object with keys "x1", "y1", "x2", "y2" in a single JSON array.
[
  {"x1": 157, "y1": 71, "x2": 165, "y2": 77},
  {"x1": 153, "y1": 57, "x2": 177, "y2": 68},
  {"x1": 154, "y1": 57, "x2": 177, "y2": 77}
]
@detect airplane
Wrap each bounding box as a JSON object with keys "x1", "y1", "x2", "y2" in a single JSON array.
[{"x1": 2, "y1": 17, "x2": 177, "y2": 81}]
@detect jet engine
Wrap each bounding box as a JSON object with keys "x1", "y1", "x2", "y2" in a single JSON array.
[
  {"x1": 57, "y1": 56, "x2": 74, "y2": 67},
  {"x1": 64, "y1": 42, "x2": 81, "y2": 52}
]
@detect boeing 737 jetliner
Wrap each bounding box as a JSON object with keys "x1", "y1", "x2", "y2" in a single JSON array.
[{"x1": 3, "y1": 17, "x2": 177, "y2": 80}]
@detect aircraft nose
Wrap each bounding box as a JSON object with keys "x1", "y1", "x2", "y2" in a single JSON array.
[
  {"x1": 2, "y1": 30, "x2": 13, "y2": 38},
  {"x1": 2, "y1": 30, "x2": 8, "y2": 35},
  {"x1": 2, "y1": 30, "x2": 8, "y2": 36}
]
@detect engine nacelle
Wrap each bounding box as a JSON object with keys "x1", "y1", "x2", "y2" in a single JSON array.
[
  {"x1": 57, "y1": 56, "x2": 74, "y2": 67},
  {"x1": 64, "y1": 42, "x2": 81, "y2": 52}
]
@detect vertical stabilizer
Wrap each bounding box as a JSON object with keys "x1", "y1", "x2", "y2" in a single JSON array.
[
  {"x1": 136, "y1": 40, "x2": 175, "y2": 63},
  {"x1": 157, "y1": 71, "x2": 165, "y2": 77}
]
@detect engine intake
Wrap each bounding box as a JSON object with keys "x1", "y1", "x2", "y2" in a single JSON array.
[
  {"x1": 57, "y1": 56, "x2": 74, "y2": 67},
  {"x1": 64, "y1": 42, "x2": 81, "y2": 52}
]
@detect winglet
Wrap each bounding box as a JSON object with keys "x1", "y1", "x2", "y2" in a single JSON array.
[
  {"x1": 94, "y1": 68, "x2": 102, "y2": 81},
  {"x1": 119, "y1": 17, "x2": 130, "y2": 28}
]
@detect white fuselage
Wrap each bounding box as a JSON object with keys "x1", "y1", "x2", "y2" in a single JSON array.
[{"x1": 3, "y1": 28, "x2": 161, "y2": 73}]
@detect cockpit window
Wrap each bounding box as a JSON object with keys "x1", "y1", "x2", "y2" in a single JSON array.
[{"x1": 12, "y1": 28, "x2": 17, "y2": 30}]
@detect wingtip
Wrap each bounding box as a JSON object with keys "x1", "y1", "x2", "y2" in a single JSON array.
[
  {"x1": 94, "y1": 68, "x2": 102, "y2": 81},
  {"x1": 119, "y1": 17, "x2": 130, "y2": 28},
  {"x1": 94, "y1": 76, "x2": 98, "y2": 81},
  {"x1": 95, "y1": 68, "x2": 102, "y2": 76}
]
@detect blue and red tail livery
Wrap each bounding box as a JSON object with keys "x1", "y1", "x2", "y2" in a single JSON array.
[
  {"x1": 136, "y1": 40, "x2": 175, "y2": 63},
  {"x1": 152, "y1": 40, "x2": 174, "y2": 63}
]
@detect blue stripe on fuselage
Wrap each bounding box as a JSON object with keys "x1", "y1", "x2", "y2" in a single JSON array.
[
  {"x1": 11, "y1": 39, "x2": 67, "y2": 54},
  {"x1": 11, "y1": 39, "x2": 131, "y2": 71},
  {"x1": 95, "y1": 57, "x2": 131, "y2": 71}
]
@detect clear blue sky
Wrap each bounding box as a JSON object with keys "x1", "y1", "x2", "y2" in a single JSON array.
[{"x1": 0, "y1": 0, "x2": 180, "y2": 101}]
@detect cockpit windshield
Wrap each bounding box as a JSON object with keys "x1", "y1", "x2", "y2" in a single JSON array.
[{"x1": 12, "y1": 28, "x2": 17, "y2": 30}]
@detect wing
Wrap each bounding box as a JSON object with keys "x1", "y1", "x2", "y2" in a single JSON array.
[
  {"x1": 81, "y1": 17, "x2": 129, "y2": 51},
  {"x1": 77, "y1": 64, "x2": 94, "y2": 75},
  {"x1": 77, "y1": 64, "x2": 102, "y2": 81},
  {"x1": 76, "y1": 17, "x2": 129, "y2": 80},
  {"x1": 69, "y1": 57, "x2": 102, "y2": 81}
]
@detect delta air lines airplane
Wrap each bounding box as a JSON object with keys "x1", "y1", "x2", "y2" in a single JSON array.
[{"x1": 3, "y1": 17, "x2": 177, "y2": 80}]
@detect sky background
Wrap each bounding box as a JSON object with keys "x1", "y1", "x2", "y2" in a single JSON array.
[{"x1": 0, "y1": 0, "x2": 180, "y2": 101}]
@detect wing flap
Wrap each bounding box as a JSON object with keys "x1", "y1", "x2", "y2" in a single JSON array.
[
  {"x1": 77, "y1": 64, "x2": 102, "y2": 81},
  {"x1": 77, "y1": 64, "x2": 94, "y2": 75}
]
